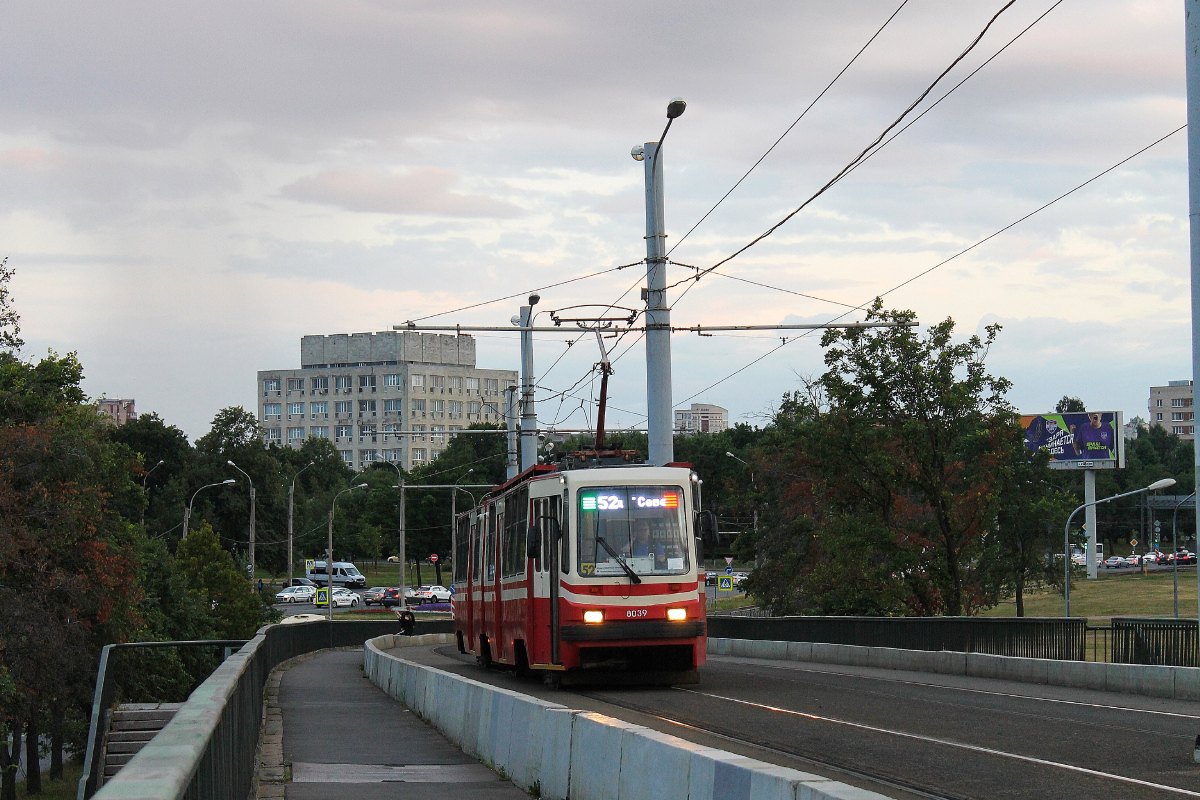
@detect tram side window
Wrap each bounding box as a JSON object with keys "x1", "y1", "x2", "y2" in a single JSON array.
[
  {"x1": 502, "y1": 488, "x2": 529, "y2": 578},
  {"x1": 530, "y1": 497, "x2": 548, "y2": 572},
  {"x1": 558, "y1": 496, "x2": 568, "y2": 574},
  {"x1": 471, "y1": 517, "x2": 482, "y2": 582},
  {"x1": 454, "y1": 517, "x2": 469, "y2": 584},
  {"x1": 485, "y1": 504, "x2": 498, "y2": 582}
]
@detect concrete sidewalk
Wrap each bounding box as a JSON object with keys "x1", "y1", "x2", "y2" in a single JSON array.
[{"x1": 275, "y1": 649, "x2": 527, "y2": 799}]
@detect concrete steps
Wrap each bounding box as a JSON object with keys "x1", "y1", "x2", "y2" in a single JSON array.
[{"x1": 101, "y1": 703, "x2": 181, "y2": 782}]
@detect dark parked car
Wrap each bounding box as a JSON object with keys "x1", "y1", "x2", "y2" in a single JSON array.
[
  {"x1": 290, "y1": 577, "x2": 316, "y2": 588},
  {"x1": 381, "y1": 588, "x2": 404, "y2": 608},
  {"x1": 363, "y1": 587, "x2": 388, "y2": 606}
]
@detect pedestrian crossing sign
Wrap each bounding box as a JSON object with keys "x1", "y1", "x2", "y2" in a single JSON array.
[
  {"x1": 718, "y1": 576, "x2": 734, "y2": 591},
  {"x1": 305, "y1": 559, "x2": 315, "y2": 572},
  {"x1": 315, "y1": 588, "x2": 329, "y2": 606}
]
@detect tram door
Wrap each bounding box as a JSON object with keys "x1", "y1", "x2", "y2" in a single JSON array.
[{"x1": 529, "y1": 495, "x2": 561, "y2": 666}]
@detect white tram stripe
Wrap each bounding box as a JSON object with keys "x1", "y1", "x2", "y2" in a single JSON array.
[{"x1": 676, "y1": 688, "x2": 1200, "y2": 797}]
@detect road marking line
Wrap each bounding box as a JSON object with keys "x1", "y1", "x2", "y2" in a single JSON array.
[
  {"x1": 677, "y1": 688, "x2": 1200, "y2": 797},
  {"x1": 716, "y1": 655, "x2": 1200, "y2": 720}
]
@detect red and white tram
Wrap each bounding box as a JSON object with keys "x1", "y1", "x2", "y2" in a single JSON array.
[{"x1": 451, "y1": 459, "x2": 706, "y2": 685}]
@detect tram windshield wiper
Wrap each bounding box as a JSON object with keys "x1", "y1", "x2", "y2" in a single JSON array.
[{"x1": 595, "y1": 536, "x2": 642, "y2": 584}]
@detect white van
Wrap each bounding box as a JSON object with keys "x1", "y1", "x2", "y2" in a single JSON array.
[{"x1": 307, "y1": 561, "x2": 366, "y2": 588}]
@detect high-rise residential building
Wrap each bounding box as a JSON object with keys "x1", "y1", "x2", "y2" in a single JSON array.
[
  {"x1": 674, "y1": 403, "x2": 729, "y2": 434},
  {"x1": 257, "y1": 331, "x2": 516, "y2": 470},
  {"x1": 1148, "y1": 380, "x2": 1194, "y2": 440},
  {"x1": 98, "y1": 398, "x2": 136, "y2": 425}
]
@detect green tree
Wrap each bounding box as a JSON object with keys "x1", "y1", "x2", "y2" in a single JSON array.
[
  {"x1": 1055, "y1": 396, "x2": 1087, "y2": 413},
  {"x1": 175, "y1": 522, "x2": 276, "y2": 639},
  {"x1": 744, "y1": 305, "x2": 1031, "y2": 616}
]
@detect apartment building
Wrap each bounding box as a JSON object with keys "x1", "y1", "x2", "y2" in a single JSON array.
[
  {"x1": 1148, "y1": 380, "x2": 1194, "y2": 440},
  {"x1": 674, "y1": 403, "x2": 730, "y2": 434},
  {"x1": 98, "y1": 398, "x2": 136, "y2": 426},
  {"x1": 257, "y1": 331, "x2": 517, "y2": 470}
]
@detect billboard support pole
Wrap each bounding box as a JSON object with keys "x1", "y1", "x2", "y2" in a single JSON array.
[
  {"x1": 1186, "y1": 0, "x2": 1200, "y2": 635},
  {"x1": 1085, "y1": 470, "x2": 1097, "y2": 579}
]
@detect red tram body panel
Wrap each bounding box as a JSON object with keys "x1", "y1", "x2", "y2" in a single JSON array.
[{"x1": 451, "y1": 464, "x2": 706, "y2": 684}]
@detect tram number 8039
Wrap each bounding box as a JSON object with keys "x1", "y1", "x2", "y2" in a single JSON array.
[{"x1": 626, "y1": 609, "x2": 648, "y2": 618}]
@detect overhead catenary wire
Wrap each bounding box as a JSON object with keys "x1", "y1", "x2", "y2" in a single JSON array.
[
  {"x1": 653, "y1": 124, "x2": 1188, "y2": 416},
  {"x1": 665, "y1": 1, "x2": 1016, "y2": 299},
  {"x1": 666, "y1": 0, "x2": 911, "y2": 258},
  {"x1": 666, "y1": 1, "x2": 1063, "y2": 315}
]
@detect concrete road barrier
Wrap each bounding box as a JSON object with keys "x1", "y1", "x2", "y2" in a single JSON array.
[
  {"x1": 366, "y1": 634, "x2": 897, "y2": 800},
  {"x1": 709, "y1": 637, "x2": 1200, "y2": 702}
]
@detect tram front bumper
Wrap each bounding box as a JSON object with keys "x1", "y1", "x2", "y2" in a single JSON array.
[{"x1": 560, "y1": 619, "x2": 705, "y2": 642}]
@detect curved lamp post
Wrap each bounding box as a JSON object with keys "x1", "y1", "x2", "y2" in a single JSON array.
[
  {"x1": 183, "y1": 479, "x2": 236, "y2": 538},
  {"x1": 1064, "y1": 477, "x2": 1176, "y2": 616},
  {"x1": 227, "y1": 460, "x2": 256, "y2": 581},
  {"x1": 141, "y1": 459, "x2": 165, "y2": 527},
  {"x1": 326, "y1": 483, "x2": 368, "y2": 621},
  {"x1": 287, "y1": 461, "x2": 316, "y2": 588}
]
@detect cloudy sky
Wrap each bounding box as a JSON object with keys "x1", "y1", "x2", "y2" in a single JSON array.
[{"x1": 0, "y1": 1, "x2": 1189, "y2": 439}]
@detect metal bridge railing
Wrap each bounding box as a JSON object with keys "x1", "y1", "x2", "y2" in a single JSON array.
[
  {"x1": 1111, "y1": 618, "x2": 1199, "y2": 667},
  {"x1": 86, "y1": 619, "x2": 452, "y2": 800}
]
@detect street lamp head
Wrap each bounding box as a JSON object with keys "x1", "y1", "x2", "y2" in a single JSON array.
[
  {"x1": 1147, "y1": 478, "x2": 1177, "y2": 492},
  {"x1": 155, "y1": 459, "x2": 164, "y2": 467},
  {"x1": 222, "y1": 479, "x2": 237, "y2": 485},
  {"x1": 529, "y1": 293, "x2": 540, "y2": 306},
  {"x1": 630, "y1": 144, "x2": 645, "y2": 162},
  {"x1": 227, "y1": 460, "x2": 236, "y2": 466},
  {"x1": 355, "y1": 483, "x2": 369, "y2": 489},
  {"x1": 725, "y1": 451, "x2": 735, "y2": 458},
  {"x1": 666, "y1": 97, "x2": 687, "y2": 119}
]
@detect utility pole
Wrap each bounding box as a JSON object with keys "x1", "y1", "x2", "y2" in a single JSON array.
[
  {"x1": 637, "y1": 97, "x2": 686, "y2": 466},
  {"x1": 505, "y1": 385, "x2": 519, "y2": 479},
  {"x1": 228, "y1": 461, "x2": 256, "y2": 580},
  {"x1": 519, "y1": 295, "x2": 539, "y2": 471},
  {"x1": 1084, "y1": 469, "x2": 1097, "y2": 579},
  {"x1": 288, "y1": 462, "x2": 315, "y2": 588},
  {"x1": 1190, "y1": 0, "x2": 1200, "y2": 627},
  {"x1": 398, "y1": 480, "x2": 407, "y2": 608}
]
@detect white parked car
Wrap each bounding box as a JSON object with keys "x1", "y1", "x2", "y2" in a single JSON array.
[
  {"x1": 275, "y1": 586, "x2": 316, "y2": 604},
  {"x1": 1123, "y1": 555, "x2": 1141, "y2": 567},
  {"x1": 315, "y1": 587, "x2": 360, "y2": 608},
  {"x1": 1103, "y1": 556, "x2": 1125, "y2": 569},
  {"x1": 412, "y1": 585, "x2": 452, "y2": 604}
]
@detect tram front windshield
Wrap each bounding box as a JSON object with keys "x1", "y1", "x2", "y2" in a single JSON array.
[{"x1": 577, "y1": 486, "x2": 689, "y2": 577}]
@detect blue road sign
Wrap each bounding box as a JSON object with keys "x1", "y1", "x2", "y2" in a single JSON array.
[
  {"x1": 718, "y1": 576, "x2": 734, "y2": 591},
  {"x1": 725, "y1": 566, "x2": 733, "y2": 574}
]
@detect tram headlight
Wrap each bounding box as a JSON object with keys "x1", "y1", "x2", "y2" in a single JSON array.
[
  {"x1": 667, "y1": 608, "x2": 687, "y2": 621},
  {"x1": 583, "y1": 610, "x2": 604, "y2": 624}
]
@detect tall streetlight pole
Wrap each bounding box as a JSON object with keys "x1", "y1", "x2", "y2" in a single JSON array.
[
  {"x1": 633, "y1": 97, "x2": 686, "y2": 466},
  {"x1": 326, "y1": 483, "x2": 368, "y2": 621},
  {"x1": 227, "y1": 461, "x2": 256, "y2": 580},
  {"x1": 519, "y1": 296, "x2": 540, "y2": 472},
  {"x1": 287, "y1": 461, "x2": 315, "y2": 588},
  {"x1": 1063, "y1": 478, "x2": 1175, "y2": 616},
  {"x1": 1171, "y1": 492, "x2": 1196, "y2": 619},
  {"x1": 1186, "y1": 0, "x2": 1200, "y2": 638},
  {"x1": 183, "y1": 479, "x2": 236, "y2": 538},
  {"x1": 140, "y1": 459, "x2": 164, "y2": 527},
  {"x1": 727, "y1": 451, "x2": 760, "y2": 568}
]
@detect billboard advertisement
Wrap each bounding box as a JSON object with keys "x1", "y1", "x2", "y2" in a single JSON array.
[{"x1": 1019, "y1": 411, "x2": 1124, "y2": 470}]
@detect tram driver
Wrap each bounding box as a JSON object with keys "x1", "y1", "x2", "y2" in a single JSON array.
[{"x1": 630, "y1": 519, "x2": 668, "y2": 571}]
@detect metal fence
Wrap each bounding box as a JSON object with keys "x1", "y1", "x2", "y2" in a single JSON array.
[
  {"x1": 86, "y1": 619, "x2": 452, "y2": 800},
  {"x1": 706, "y1": 616, "x2": 1088, "y2": 660},
  {"x1": 1111, "y1": 618, "x2": 1199, "y2": 667}
]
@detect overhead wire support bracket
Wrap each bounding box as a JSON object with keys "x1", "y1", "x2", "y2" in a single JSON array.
[{"x1": 393, "y1": 321, "x2": 915, "y2": 335}]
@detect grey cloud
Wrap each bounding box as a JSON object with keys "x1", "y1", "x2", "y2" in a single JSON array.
[{"x1": 280, "y1": 167, "x2": 524, "y2": 218}]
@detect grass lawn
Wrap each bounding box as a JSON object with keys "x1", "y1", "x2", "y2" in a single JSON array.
[
  {"x1": 18, "y1": 760, "x2": 82, "y2": 800},
  {"x1": 981, "y1": 567, "x2": 1199, "y2": 623},
  {"x1": 707, "y1": 594, "x2": 756, "y2": 612}
]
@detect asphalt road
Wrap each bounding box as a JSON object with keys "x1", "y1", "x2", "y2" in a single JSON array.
[{"x1": 396, "y1": 643, "x2": 1200, "y2": 800}]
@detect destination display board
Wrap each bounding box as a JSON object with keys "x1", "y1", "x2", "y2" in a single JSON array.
[{"x1": 1020, "y1": 411, "x2": 1125, "y2": 470}]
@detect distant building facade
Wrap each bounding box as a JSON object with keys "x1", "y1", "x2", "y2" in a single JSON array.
[
  {"x1": 1148, "y1": 380, "x2": 1194, "y2": 440},
  {"x1": 1123, "y1": 415, "x2": 1144, "y2": 440},
  {"x1": 98, "y1": 398, "x2": 136, "y2": 425},
  {"x1": 258, "y1": 331, "x2": 517, "y2": 471},
  {"x1": 675, "y1": 403, "x2": 729, "y2": 434}
]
